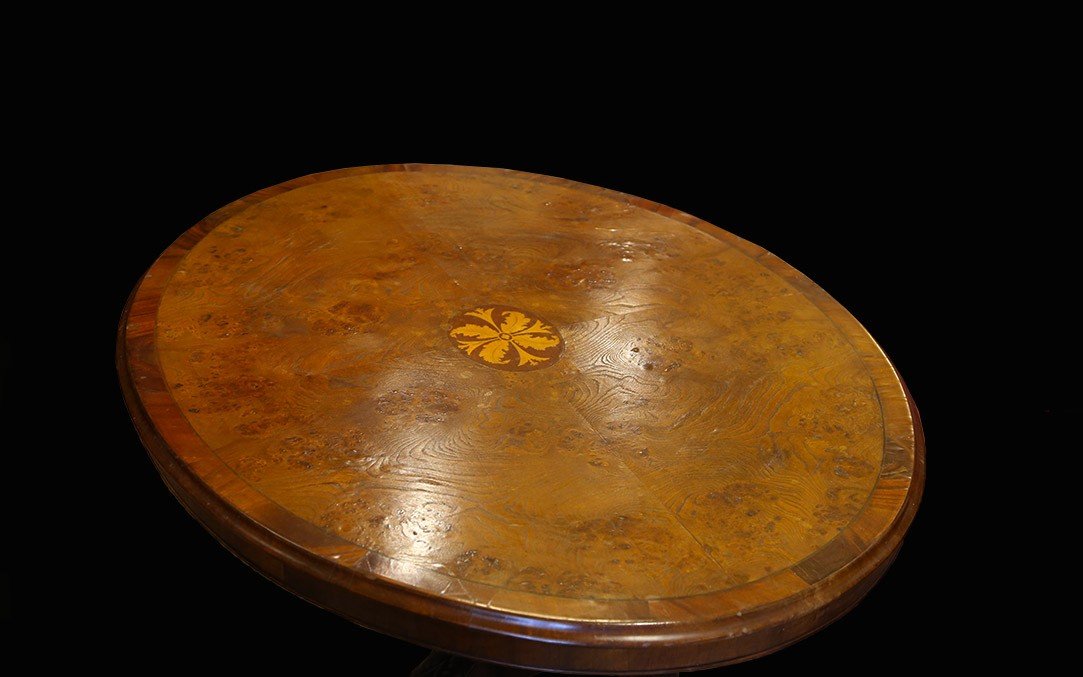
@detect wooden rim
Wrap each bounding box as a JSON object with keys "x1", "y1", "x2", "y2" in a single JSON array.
[{"x1": 117, "y1": 164, "x2": 924, "y2": 673}]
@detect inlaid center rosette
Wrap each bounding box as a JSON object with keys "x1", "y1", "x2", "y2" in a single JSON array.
[{"x1": 449, "y1": 305, "x2": 564, "y2": 371}]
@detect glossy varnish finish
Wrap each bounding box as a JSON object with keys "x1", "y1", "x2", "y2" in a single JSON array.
[{"x1": 118, "y1": 165, "x2": 924, "y2": 674}]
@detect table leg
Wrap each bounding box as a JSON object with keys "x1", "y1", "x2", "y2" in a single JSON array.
[{"x1": 410, "y1": 650, "x2": 679, "y2": 676}]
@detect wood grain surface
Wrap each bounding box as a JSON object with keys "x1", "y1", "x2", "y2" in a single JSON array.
[{"x1": 117, "y1": 164, "x2": 924, "y2": 674}]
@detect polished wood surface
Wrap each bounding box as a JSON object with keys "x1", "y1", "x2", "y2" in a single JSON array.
[{"x1": 117, "y1": 165, "x2": 923, "y2": 674}]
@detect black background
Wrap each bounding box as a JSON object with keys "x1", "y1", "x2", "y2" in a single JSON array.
[{"x1": 13, "y1": 121, "x2": 1006, "y2": 670}]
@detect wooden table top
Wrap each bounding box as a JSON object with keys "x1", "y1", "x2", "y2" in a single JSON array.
[{"x1": 118, "y1": 165, "x2": 923, "y2": 674}]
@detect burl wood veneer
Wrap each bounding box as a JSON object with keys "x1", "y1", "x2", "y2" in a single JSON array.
[{"x1": 117, "y1": 164, "x2": 923, "y2": 674}]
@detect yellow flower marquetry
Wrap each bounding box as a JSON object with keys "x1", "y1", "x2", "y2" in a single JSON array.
[{"x1": 449, "y1": 305, "x2": 564, "y2": 371}]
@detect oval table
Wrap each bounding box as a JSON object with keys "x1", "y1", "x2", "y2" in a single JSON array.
[{"x1": 117, "y1": 165, "x2": 924, "y2": 675}]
